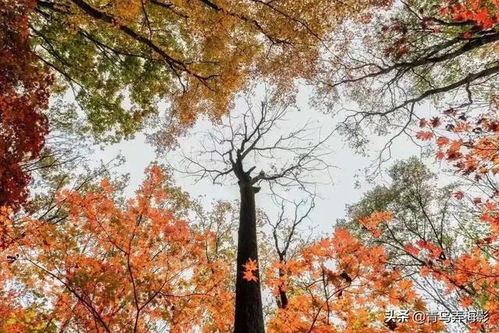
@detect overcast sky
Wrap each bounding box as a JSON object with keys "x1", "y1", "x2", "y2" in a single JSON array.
[{"x1": 87, "y1": 82, "x2": 442, "y2": 235}]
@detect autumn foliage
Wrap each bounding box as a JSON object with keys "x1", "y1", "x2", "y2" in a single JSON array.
[
  {"x1": 0, "y1": 167, "x2": 233, "y2": 332},
  {"x1": 0, "y1": 0, "x2": 498, "y2": 332},
  {"x1": 439, "y1": 0, "x2": 499, "y2": 30},
  {"x1": 265, "y1": 222, "x2": 444, "y2": 333},
  {"x1": 411, "y1": 106, "x2": 499, "y2": 331},
  {"x1": 30, "y1": 0, "x2": 393, "y2": 143},
  {"x1": 0, "y1": 142, "x2": 497, "y2": 332},
  {"x1": 381, "y1": 0, "x2": 498, "y2": 60},
  {"x1": 0, "y1": 0, "x2": 52, "y2": 211},
  {"x1": 0, "y1": 177, "x2": 442, "y2": 332}
]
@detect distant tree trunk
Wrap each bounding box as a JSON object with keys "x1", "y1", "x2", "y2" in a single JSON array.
[
  {"x1": 278, "y1": 266, "x2": 288, "y2": 309},
  {"x1": 234, "y1": 181, "x2": 265, "y2": 333}
]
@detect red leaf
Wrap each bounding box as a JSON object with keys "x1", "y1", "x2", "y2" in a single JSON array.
[
  {"x1": 430, "y1": 117, "x2": 441, "y2": 128},
  {"x1": 416, "y1": 131, "x2": 434, "y2": 140},
  {"x1": 436, "y1": 137, "x2": 449, "y2": 147}
]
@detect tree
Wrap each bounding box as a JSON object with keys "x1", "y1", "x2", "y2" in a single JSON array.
[
  {"x1": 316, "y1": 3, "x2": 498, "y2": 327},
  {"x1": 0, "y1": 166, "x2": 234, "y2": 332},
  {"x1": 1, "y1": 164, "x2": 450, "y2": 332},
  {"x1": 28, "y1": 0, "x2": 392, "y2": 143},
  {"x1": 263, "y1": 197, "x2": 316, "y2": 310},
  {"x1": 413, "y1": 109, "x2": 498, "y2": 332},
  {"x1": 318, "y1": 0, "x2": 498, "y2": 161},
  {"x1": 180, "y1": 92, "x2": 332, "y2": 332},
  {"x1": 265, "y1": 223, "x2": 445, "y2": 332},
  {"x1": 0, "y1": 0, "x2": 53, "y2": 211},
  {"x1": 1, "y1": 0, "x2": 392, "y2": 212},
  {"x1": 340, "y1": 158, "x2": 474, "y2": 330},
  {"x1": 340, "y1": 157, "x2": 497, "y2": 331}
]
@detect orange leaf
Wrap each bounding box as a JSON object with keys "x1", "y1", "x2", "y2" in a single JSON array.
[
  {"x1": 242, "y1": 258, "x2": 258, "y2": 282},
  {"x1": 436, "y1": 137, "x2": 449, "y2": 147},
  {"x1": 416, "y1": 131, "x2": 434, "y2": 140}
]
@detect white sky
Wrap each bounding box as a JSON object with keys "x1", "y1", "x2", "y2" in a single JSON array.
[{"x1": 91, "y1": 83, "x2": 434, "y2": 235}]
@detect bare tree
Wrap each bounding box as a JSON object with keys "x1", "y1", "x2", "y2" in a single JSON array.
[
  {"x1": 178, "y1": 91, "x2": 332, "y2": 332},
  {"x1": 315, "y1": 0, "x2": 498, "y2": 174},
  {"x1": 262, "y1": 197, "x2": 315, "y2": 309}
]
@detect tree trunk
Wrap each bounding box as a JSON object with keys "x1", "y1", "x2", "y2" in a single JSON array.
[
  {"x1": 278, "y1": 266, "x2": 288, "y2": 309},
  {"x1": 234, "y1": 181, "x2": 265, "y2": 333}
]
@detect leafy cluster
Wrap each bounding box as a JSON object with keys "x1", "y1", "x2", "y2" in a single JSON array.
[{"x1": 0, "y1": 0, "x2": 53, "y2": 211}]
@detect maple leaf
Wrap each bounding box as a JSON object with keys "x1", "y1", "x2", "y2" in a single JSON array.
[
  {"x1": 454, "y1": 191, "x2": 464, "y2": 200},
  {"x1": 416, "y1": 240, "x2": 428, "y2": 248},
  {"x1": 443, "y1": 108, "x2": 456, "y2": 116},
  {"x1": 371, "y1": 228, "x2": 383, "y2": 238},
  {"x1": 420, "y1": 266, "x2": 430, "y2": 277},
  {"x1": 436, "y1": 137, "x2": 449, "y2": 147},
  {"x1": 100, "y1": 179, "x2": 113, "y2": 194},
  {"x1": 448, "y1": 140, "x2": 463, "y2": 154},
  {"x1": 244, "y1": 258, "x2": 258, "y2": 271},
  {"x1": 430, "y1": 117, "x2": 441, "y2": 128},
  {"x1": 404, "y1": 244, "x2": 420, "y2": 256},
  {"x1": 416, "y1": 131, "x2": 434, "y2": 140},
  {"x1": 243, "y1": 270, "x2": 258, "y2": 282},
  {"x1": 242, "y1": 258, "x2": 258, "y2": 282},
  {"x1": 474, "y1": 8, "x2": 494, "y2": 28}
]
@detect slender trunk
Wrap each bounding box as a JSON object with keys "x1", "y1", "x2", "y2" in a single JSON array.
[
  {"x1": 278, "y1": 266, "x2": 288, "y2": 309},
  {"x1": 234, "y1": 181, "x2": 265, "y2": 333}
]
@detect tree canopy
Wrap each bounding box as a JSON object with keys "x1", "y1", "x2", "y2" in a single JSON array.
[
  {"x1": 32, "y1": 0, "x2": 391, "y2": 141},
  {"x1": 0, "y1": 0, "x2": 497, "y2": 332}
]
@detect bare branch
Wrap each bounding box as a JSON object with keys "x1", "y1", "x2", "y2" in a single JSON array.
[{"x1": 178, "y1": 89, "x2": 334, "y2": 192}]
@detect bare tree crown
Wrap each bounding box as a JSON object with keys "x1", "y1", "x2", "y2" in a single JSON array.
[{"x1": 179, "y1": 91, "x2": 333, "y2": 194}]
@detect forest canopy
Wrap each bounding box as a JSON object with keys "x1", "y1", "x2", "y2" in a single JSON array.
[{"x1": 0, "y1": 0, "x2": 497, "y2": 332}]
